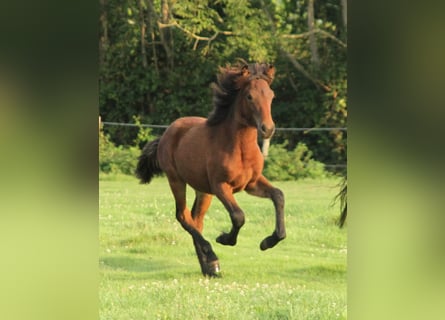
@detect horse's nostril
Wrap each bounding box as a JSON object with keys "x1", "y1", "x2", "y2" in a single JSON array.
[
  {"x1": 261, "y1": 124, "x2": 267, "y2": 133},
  {"x1": 260, "y1": 124, "x2": 275, "y2": 138}
]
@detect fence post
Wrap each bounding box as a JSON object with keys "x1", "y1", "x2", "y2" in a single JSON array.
[{"x1": 262, "y1": 138, "x2": 270, "y2": 158}]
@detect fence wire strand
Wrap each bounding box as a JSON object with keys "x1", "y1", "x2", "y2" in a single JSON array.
[
  {"x1": 101, "y1": 121, "x2": 347, "y2": 132},
  {"x1": 101, "y1": 121, "x2": 347, "y2": 169}
]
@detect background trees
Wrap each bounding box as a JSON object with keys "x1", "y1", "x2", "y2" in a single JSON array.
[{"x1": 99, "y1": 0, "x2": 347, "y2": 172}]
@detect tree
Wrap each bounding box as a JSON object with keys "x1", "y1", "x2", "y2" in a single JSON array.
[{"x1": 99, "y1": 0, "x2": 347, "y2": 171}]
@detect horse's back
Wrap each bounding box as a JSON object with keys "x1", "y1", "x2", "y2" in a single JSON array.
[
  {"x1": 158, "y1": 116, "x2": 207, "y2": 157},
  {"x1": 168, "y1": 116, "x2": 207, "y2": 131}
]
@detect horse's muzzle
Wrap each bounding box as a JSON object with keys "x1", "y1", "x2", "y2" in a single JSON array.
[{"x1": 260, "y1": 124, "x2": 275, "y2": 139}]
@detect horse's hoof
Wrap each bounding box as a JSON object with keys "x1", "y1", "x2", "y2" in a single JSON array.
[
  {"x1": 216, "y1": 233, "x2": 236, "y2": 246},
  {"x1": 209, "y1": 269, "x2": 222, "y2": 278},
  {"x1": 204, "y1": 260, "x2": 222, "y2": 278},
  {"x1": 260, "y1": 233, "x2": 283, "y2": 250}
]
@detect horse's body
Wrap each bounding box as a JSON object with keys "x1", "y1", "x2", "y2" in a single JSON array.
[
  {"x1": 136, "y1": 63, "x2": 286, "y2": 276},
  {"x1": 159, "y1": 116, "x2": 264, "y2": 194}
]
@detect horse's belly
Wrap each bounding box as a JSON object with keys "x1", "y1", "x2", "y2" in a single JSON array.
[{"x1": 176, "y1": 159, "x2": 212, "y2": 193}]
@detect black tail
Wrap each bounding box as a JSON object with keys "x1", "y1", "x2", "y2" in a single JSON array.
[{"x1": 135, "y1": 138, "x2": 163, "y2": 184}]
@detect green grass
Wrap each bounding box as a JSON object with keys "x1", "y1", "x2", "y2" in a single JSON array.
[{"x1": 100, "y1": 175, "x2": 347, "y2": 319}]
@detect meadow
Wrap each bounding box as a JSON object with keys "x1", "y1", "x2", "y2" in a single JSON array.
[{"x1": 99, "y1": 174, "x2": 347, "y2": 319}]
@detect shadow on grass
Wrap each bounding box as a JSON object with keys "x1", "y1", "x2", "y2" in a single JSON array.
[
  {"x1": 101, "y1": 256, "x2": 172, "y2": 274},
  {"x1": 291, "y1": 264, "x2": 346, "y2": 281},
  {"x1": 100, "y1": 255, "x2": 203, "y2": 279}
]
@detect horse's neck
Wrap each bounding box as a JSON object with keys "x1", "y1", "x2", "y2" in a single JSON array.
[
  {"x1": 236, "y1": 126, "x2": 258, "y2": 146},
  {"x1": 218, "y1": 121, "x2": 258, "y2": 152}
]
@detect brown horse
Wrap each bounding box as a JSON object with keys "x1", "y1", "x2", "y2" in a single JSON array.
[{"x1": 136, "y1": 63, "x2": 286, "y2": 277}]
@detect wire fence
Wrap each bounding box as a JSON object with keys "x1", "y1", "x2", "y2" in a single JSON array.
[
  {"x1": 101, "y1": 121, "x2": 347, "y2": 169},
  {"x1": 101, "y1": 121, "x2": 347, "y2": 132}
]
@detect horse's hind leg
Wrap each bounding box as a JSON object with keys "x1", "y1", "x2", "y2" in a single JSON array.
[
  {"x1": 167, "y1": 177, "x2": 220, "y2": 276},
  {"x1": 191, "y1": 192, "x2": 217, "y2": 274},
  {"x1": 246, "y1": 175, "x2": 286, "y2": 250}
]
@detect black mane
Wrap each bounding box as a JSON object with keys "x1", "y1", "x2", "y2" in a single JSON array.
[{"x1": 206, "y1": 63, "x2": 274, "y2": 126}]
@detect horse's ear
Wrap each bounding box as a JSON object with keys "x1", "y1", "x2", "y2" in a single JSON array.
[
  {"x1": 241, "y1": 65, "x2": 250, "y2": 77},
  {"x1": 266, "y1": 64, "x2": 275, "y2": 84}
]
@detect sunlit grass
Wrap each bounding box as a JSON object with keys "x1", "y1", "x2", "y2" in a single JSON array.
[{"x1": 100, "y1": 175, "x2": 347, "y2": 319}]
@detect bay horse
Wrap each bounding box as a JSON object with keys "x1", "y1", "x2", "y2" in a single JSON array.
[{"x1": 136, "y1": 63, "x2": 286, "y2": 277}]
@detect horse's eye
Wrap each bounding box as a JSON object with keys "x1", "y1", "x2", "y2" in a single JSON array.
[{"x1": 246, "y1": 94, "x2": 253, "y2": 101}]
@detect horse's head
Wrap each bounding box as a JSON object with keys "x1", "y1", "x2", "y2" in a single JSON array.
[{"x1": 238, "y1": 64, "x2": 276, "y2": 139}]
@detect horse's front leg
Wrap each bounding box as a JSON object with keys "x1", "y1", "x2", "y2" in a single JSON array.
[
  {"x1": 246, "y1": 175, "x2": 286, "y2": 250},
  {"x1": 213, "y1": 183, "x2": 245, "y2": 246}
]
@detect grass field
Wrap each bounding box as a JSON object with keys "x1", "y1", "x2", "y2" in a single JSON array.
[{"x1": 99, "y1": 174, "x2": 347, "y2": 319}]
